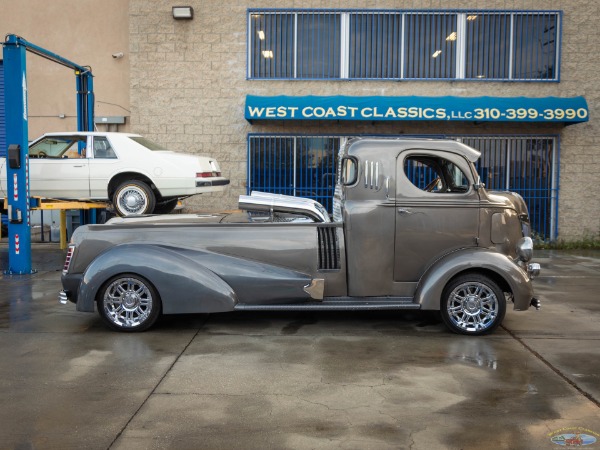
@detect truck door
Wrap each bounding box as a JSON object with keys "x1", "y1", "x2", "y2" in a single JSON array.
[{"x1": 394, "y1": 151, "x2": 480, "y2": 282}]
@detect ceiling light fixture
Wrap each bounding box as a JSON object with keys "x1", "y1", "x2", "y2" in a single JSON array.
[
  {"x1": 262, "y1": 50, "x2": 274, "y2": 58},
  {"x1": 446, "y1": 32, "x2": 457, "y2": 41},
  {"x1": 467, "y1": 15, "x2": 478, "y2": 21},
  {"x1": 432, "y1": 50, "x2": 442, "y2": 58},
  {"x1": 257, "y1": 30, "x2": 265, "y2": 40}
]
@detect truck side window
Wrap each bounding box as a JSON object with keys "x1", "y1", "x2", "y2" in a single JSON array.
[
  {"x1": 404, "y1": 156, "x2": 469, "y2": 193},
  {"x1": 341, "y1": 157, "x2": 358, "y2": 185}
]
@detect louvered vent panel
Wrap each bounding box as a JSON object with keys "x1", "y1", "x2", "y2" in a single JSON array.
[{"x1": 317, "y1": 227, "x2": 340, "y2": 270}]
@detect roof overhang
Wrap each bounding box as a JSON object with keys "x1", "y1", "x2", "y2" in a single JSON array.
[{"x1": 245, "y1": 95, "x2": 589, "y2": 125}]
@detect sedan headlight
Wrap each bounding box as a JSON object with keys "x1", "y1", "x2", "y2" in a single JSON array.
[{"x1": 516, "y1": 237, "x2": 533, "y2": 262}]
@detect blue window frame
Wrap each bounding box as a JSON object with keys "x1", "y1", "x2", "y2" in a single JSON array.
[
  {"x1": 248, "y1": 134, "x2": 559, "y2": 240},
  {"x1": 247, "y1": 9, "x2": 561, "y2": 81}
]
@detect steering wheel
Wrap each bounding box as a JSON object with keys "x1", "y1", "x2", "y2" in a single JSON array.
[
  {"x1": 425, "y1": 177, "x2": 441, "y2": 192},
  {"x1": 37, "y1": 151, "x2": 47, "y2": 158}
]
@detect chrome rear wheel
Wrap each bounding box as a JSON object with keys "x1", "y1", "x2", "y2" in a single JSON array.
[{"x1": 98, "y1": 274, "x2": 161, "y2": 331}]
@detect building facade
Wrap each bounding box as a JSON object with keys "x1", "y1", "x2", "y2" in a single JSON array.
[{"x1": 2, "y1": 0, "x2": 599, "y2": 241}]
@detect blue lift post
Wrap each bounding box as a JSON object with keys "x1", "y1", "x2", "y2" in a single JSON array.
[{"x1": 2, "y1": 34, "x2": 94, "y2": 274}]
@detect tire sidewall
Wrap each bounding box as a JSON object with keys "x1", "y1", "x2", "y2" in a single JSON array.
[{"x1": 441, "y1": 274, "x2": 506, "y2": 336}]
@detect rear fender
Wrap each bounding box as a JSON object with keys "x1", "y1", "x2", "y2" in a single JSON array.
[
  {"x1": 415, "y1": 248, "x2": 534, "y2": 310},
  {"x1": 77, "y1": 244, "x2": 237, "y2": 314}
]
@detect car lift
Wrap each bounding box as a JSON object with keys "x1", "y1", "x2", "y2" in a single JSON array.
[
  {"x1": 3, "y1": 34, "x2": 94, "y2": 273},
  {"x1": 2, "y1": 198, "x2": 109, "y2": 249}
]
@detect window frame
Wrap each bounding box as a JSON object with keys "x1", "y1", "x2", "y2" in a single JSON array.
[{"x1": 247, "y1": 8, "x2": 562, "y2": 82}]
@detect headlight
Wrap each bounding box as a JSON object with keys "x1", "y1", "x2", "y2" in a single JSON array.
[
  {"x1": 516, "y1": 237, "x2": 533, "y2": 262},
  {"x1": 520, "y1": 216, "x2": 531, "y2": 237}
]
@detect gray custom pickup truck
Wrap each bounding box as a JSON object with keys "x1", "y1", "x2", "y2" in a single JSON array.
[{"x1": 60, "y1": 138, "x2": 541, "y2": 335}]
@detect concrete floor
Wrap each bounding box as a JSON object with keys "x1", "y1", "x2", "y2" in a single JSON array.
[{"x1": 0, "y1": 244, "x2": 599, "y2": 450}]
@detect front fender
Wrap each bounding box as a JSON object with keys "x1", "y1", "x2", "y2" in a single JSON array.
[
  {"x1": 77, "y1": 244, "x2": 237, "y2": 314},
  {"x1": 415, "y1": 248, "x2": 534, "y2": 311}
]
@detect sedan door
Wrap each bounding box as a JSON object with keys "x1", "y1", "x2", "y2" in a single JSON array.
[
  {"x1": 88, "y1": 136, "x2": 121, "y2": 199},
  {"x1": 28, "y1": 135, "x2": 91, "y2": 199}
]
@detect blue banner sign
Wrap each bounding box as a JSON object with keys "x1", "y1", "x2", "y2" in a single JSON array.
[{"x1": 245, "y1": 95, "x2": 589, "y2": 124}]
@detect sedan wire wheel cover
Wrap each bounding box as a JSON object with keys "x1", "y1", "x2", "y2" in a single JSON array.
[
  {"x1": 446, "y1": 282, "x2": 499, "y2": 332},
  {"x1": 103, "y1": 277, "x2": 153, "y2": 328},
  {"x1": 117, "y1": 186, "x2": 149, "y2": 214}
]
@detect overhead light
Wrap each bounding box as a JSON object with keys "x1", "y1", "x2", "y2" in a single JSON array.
[
  {"x1": 476, "y1": 74, "x2": 485, "y2": 78},
  {"x1": 172, "y1": 6, "x2": 194, "y2": 20},
  {"x1": 446, "y1": 32, "x2": 457, "y2": 41},
  {"x1": 432, "y1": 50, "x2": 442, "y2": 58},
  {"x1": 257, "y1": 30, "x2": 265, "y2": 40},
  {"x1": 467, "y1": 15, "x2": 478, "y2": 21},
  {"x1": 262, "y1": 50, "x2": 274, "y2": 58}
]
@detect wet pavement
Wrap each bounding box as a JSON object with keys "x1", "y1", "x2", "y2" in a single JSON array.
[{"x1": 0, "y1": 244, "x2": 599, "y2": 449}]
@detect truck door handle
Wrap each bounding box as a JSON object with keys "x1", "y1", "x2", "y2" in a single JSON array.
[
  {"x1": 397, "y1": 208, "x2": 412, "y2": 214},
  {"x1": 72, "y1": 165, "x2": 84, "y2": 168}
]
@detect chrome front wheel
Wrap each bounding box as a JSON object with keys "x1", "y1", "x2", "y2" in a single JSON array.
[
  {"x1": 98, "y1": 274, "x2": 161, "y2": 332},
  {"x1": 441, "y1": 274, "x2": 506, "y2": 335}
]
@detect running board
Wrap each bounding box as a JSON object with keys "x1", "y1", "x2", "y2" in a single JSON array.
[{"x1": 234, "y1": 297, "x2": 420, "y2": 311}]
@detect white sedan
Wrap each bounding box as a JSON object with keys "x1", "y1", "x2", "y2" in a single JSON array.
[{"x1": 0, "y1": 132, "x2": 230, "y2": 216}]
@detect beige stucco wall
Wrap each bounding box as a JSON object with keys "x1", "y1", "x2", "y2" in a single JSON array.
[
  {"x1": 0, "y1": 0, "x2": 130, "y2": 138},
  {"x1": 129, "y1": 0, "x2": 599, "y2": 241}
]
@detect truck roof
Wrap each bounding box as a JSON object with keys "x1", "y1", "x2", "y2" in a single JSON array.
[{"x1": 346, "y1": 137, "x2": 481, "y2": 162}]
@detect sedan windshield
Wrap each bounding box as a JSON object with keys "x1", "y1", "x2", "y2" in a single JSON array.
[
  {"x1": 29, "y1": 136, "x2": 87, "y2": 158},
  {"x1": 128, "y1": 136, "x2": 167, "y2": 151}
]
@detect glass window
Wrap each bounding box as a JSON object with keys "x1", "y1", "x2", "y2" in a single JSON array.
[
  {"x1": 128, "y1": 136, "x2": 167, "y2": 151},
  {"x1": 29, "y1": 136, "x2": 86, "y2": 158},
  {"x1": 404, "y1": 13, "x2": 457, "y2": 79},
  {"x1": 248, "y1": 136, "x2": 339, "y2": 211},
  {"x1": 248, "y1": 9, "x2": 560, "y2": 82},
  {"x1": 93, "y1": 137, "x2": 117, "y2": 159},
  {"x1": 512, "y1": 13, "x2": 558, "y2": 80},
  {"x1": 465, "y1": 13, "x2": 511, "y2": 79},
  {"x1": 296, "y1": 13, "x2": 341, "y2": 78},
  {"x1": 341, "y1": 157, "x2": 358, "y2": 185},
  {"x1": 249, "y1": 13, "x2": 294, "y2": 79},
  {"x1": 349, "y1": 13, "x2": 402, "y2": 79}
]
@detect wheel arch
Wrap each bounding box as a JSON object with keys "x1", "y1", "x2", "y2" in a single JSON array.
[
  {"x1": 415, "y1": 248, "x2": 533, "y2": 310},
  {"x1": 77, "y1": 244, "x2": 238, "y2": 314},
  {"x1": 108, "y1": 172, "x2": 160, "y2": 200}
]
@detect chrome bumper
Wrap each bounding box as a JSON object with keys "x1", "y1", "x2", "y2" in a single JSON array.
[{"x1": 58, "y1": 290, "x2": 69, "y2": 305}]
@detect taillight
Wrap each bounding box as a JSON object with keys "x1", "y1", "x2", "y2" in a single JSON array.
[
  {"x1": 63, "y1": 245, "x2": 75, "y2": 274},
  {"x1": 196, "y1": 171, "x2": 222, "y2": 178}
]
